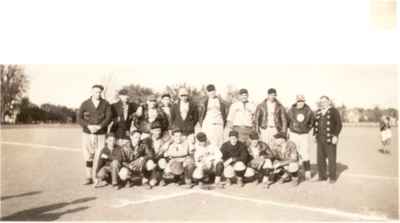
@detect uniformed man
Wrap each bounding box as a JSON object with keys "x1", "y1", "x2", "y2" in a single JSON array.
[
  {"x1": 313, "y1": 96, "x2": 343, "y2": 184},
  {"x1": 246, "y1": 131, "x2": 275, "y2": 188},
  {"x1": 192, "y1": 132, "x2": 224, "y2": 188},
  {"x1": 220, "y1": 130, "x2": 249, "y2": 187},
  {"x1": 269, "y1": 132, "x2": 301, "y2": 187},
  {"x1": 227, "y1": 88, "x2": 257, "y2": 143},
  {"x1": 161, "y1": 128, "x2": 195, "y2": 188},
  {"x1": 199, "y1": 84, "x2": 227, "y2": 148},
  {"x1": 287, "y1": 94, "x2": 314, "y2": 180}
]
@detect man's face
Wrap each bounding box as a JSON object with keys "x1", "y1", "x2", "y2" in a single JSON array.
[
  {"x1": 180, "y1": 94, "x2": 189, "y2": 102},
  {"x1": 296, "y1": 101, "x2": 305, "y2": 108},
  {"x1": 147, "y1": 100, "x2": 157, "y2": 109},
  {"x1": 150, "y1": 128, "x2": 162, "y2": 139},
  {"x1": 267, "y1": 94, "x2": 276, "y2": 102},
  {"x1": 173, "y1": 132, "x2": 183, "y2": 143},
  {"x1": 250, "y1": 139, "x2": 258, "y2": 147},
  {"x1": 161, "y1": 97, "x2": 171, "y2": 106},
  {"x1": 207, "y1": 90, "x2": 217, "y2": 98},
  {"x1": 229, "y1": 136, "x2": 238, "y2": 145},
  {"x1": 92, "y1": 87, "x2": 102, "y2": 100},
  {"x1": 119, "y1": 95, "x2": 129, "y2": 103},
  {"x1": 198, "y1": 141, "x2": 206, "y2": 147},
  {"x1": 239, "y1": 93, "x2": 248, "y2": 102},
  {"x1": 275, "y1": 138, "x2": 285, "y2": 147},
  {"x1": 106, "y1": 136, "x2": 116, "y2": 148},
  {"x1": 320, "y1": 97, "x2": 330, "y2": 109},
  {"x1": 130, "y1": 132, "x2": 141, "y2": 146}
]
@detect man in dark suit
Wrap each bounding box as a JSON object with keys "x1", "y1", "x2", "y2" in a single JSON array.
[
  {"x1": 170, "y1": 88, "x2": 199, "y2": 143},
  {"x1": 110, "y1": 89, "x2": 139, "y2": 145},
  {"x1": 313, "y1": 96, "x2": 343, "y2": 184}
]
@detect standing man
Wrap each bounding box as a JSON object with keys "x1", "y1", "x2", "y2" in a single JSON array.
[
  {"x1": 227, "y1": 88, "x2": 256, "y2": 143},
  {"x1": 110, "y1": 89, "x2": 139, "y2": 145},
  {"x1": 160, "y1": 93, "x2": 173, "y2": 128},
  {"x1": 255, "y1": 88, "x2": 288, "y2": 147},
  {"x1": 78, "y1": 84, "x2": 112, "y2": 185},
  {"x1": 170, "y1": 88, "x2": 199, "y2": 143},
  {"x1": 287, "y1": 95, "x2": 314, "y2": 180},
  {"x1": 199, "y1": 84, "x2": 227, "y2": 148},
  {"x1": 313, "y1": 96, "x2": 343, "y2": 184}
]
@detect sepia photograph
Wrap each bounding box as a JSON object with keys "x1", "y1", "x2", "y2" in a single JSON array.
[
  {"x1": 0, "y1": 64, "x2": 398, "y2": 221},
  {"x1": 0, "y1": 0, "x2": 398, "y2": 222}
]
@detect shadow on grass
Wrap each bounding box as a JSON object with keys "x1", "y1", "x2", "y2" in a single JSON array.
[
  {"x1": 1, "y1": 191, "x2": 42, "y2": 201},
  {"x1": 310, "y1": 162, "x2": 349, "y2": 180},
  {"x1": 1, "y1": 197, "x2": 96, "y2": 221}
]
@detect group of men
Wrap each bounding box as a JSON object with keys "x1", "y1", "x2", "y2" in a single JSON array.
[{"x1": 78, "y1": 84, "x2": 342, "y2": 190}]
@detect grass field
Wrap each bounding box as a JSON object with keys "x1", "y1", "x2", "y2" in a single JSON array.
[{"x1": 0, "y1": 126, "x2": 398, "y2": 221}]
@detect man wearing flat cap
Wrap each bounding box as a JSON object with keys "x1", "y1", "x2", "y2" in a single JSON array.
[
  {"x1": 160, "y1": 93, "x2": 173, "y2": 126},
  {"x1": 170, "y1": 88, "x2": 199, "y2": 143},
  {"x1": 78, "y1": 84, "x2": 112, "y2": 185},
  {"x1": 227, "y1": 88, "x2": 257, "y2": 144},
  {"x1": 110, "y1": 89, "x2": 139, "y2": 145},
  {"x1": 287, "y1": 94, "x2": 314, "y2": 180},
  {"x1": 313, "y1": 96, "x2": 342, "y2": 184},
  {"x1": 255, "y1": 88, "x2": 288, "y2": 147},
  {"x1": 199, "y1": 84, "x2": 228, "y2": 148},
  {"x1": 220, "y1": 130, "x2": 249, "y2": 187}
]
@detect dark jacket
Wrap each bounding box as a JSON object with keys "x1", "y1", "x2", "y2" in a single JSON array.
[
  {"x1": 198, "y1": 97, "x2": 228, "y2": 127},
  {"x1": 110, "y1": 101, "x2": 139, "y2": 139},
  {"x1": 96, "y1": 145, "x2": 123, "y2": 173},
  {"x1": 78, "y1": 98, "x2": 112, "y2": 135},
  {"x1": 248, "y1": 141, "x2": 274, "y2": 160},
  {"x1": 287, "y1": 104, "x2": 314, "y2": 134},
  {"x1": 133, "y1": 105, "x2": 169, "y2": 133},
  {"x1": 313, "y1": 107, "x2": 343, "y2": 144},
  {"x1": 255, "y1": 99, "x2": 288, "y2": 133},
  {"x1": 170, "y1": 100, "x2": 199, "y2": 135},
  {"x1": 379, "y1": 120, "x2": 391, "y2": 131},
  {"x1": 220, "y1": 141, "x2": 249, "y2": 164}
]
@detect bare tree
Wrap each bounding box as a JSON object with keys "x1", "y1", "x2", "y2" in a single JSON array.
[{"x1": 0, "y1": 65, "x2": 29, "y2": 123}]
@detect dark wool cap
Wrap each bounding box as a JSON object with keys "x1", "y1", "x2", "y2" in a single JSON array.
[
  {"x1": 206, "y1": 84, "x2": 216, "y2": 92},
  {"x1": 118, "y1": 89, "x2": 129, "y2": 95},
  {"x1": 229, "y1": 130, "x2": 239, "y2": 138},
  {"x1": 171, "y1": 128, "x2": 183, "y2": 134},
  {"x1": 196, "y1": 132, "x2": 207, "y2": 142},
  {"x1": 92, "y1": 84, "x2": 104, "y2": 91},
  {"x1": 268, "y1": 88, "x2": 277, "y2": 95},
  {"x1": 150, "y1": 121, "x2": 162, "y2": 130},
  {"x1": 249, "y1": 131, "x2": 259, "y2": 140},
  {"x1": 239, "y1": 88, "x2": 248, "y2": 95}
]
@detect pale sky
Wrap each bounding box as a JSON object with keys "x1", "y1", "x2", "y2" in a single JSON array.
[{"x1": 24, "y1": 64, "x2": 397, "y2": 110}]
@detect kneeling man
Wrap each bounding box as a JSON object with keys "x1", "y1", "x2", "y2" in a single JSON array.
[
  {"x1": 192, "y1": 132, "x2": 224, "y2": 188},
  {"x1": 220, "y1": 130, "x2": 249, "y2": 187},
  {"x1": 246, "y1": 131, "x2": 275, "y2": 188},
  {"x1": 95, "y1": 133, "x2": 123, "y2": 190},
  {"x1": 118, "y1": 130, "x2": 157, "y2": 189},
  {"x1": 161, "y1": 128, "x2": 195, "y2": 188},
  {"x1": 270, "y1": 132, "x2": 300, "y2": 187}
]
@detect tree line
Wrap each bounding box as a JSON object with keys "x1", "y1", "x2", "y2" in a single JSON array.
[{"x1": 0, "y1": 64, "x2": 398, "y2": 124}]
